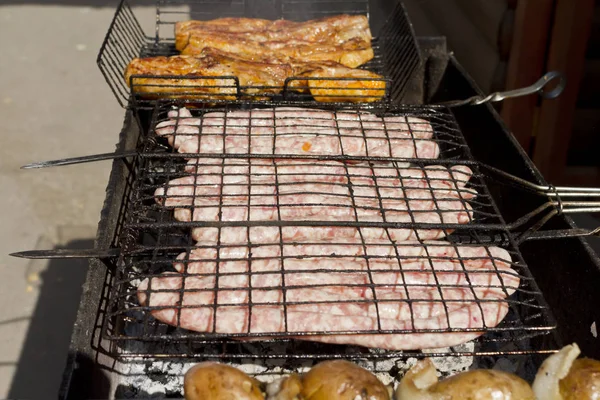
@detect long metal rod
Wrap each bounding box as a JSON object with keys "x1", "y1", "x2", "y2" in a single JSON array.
[
  {"x1": 9, "y1": 248, "x2": 120, "y2": 259},
  {"x1": 481, "y1": 164, "x2": 600, "y2": 197},
  {"x1": 21, "y1": 150, "x2": 138, "y2": 169},
  {"x1": 523, "y1": 227, "x2": 600, "y2": 241}
]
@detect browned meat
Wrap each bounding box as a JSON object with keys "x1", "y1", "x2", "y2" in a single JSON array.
[
  {"x1": 180, "y1": 34, "x2": 374, "y2": 68},
  {"x1": 295, "y1": 62, "x2": 385, "y2": 102},
  {"x1": 124, "y1": 50, "x2": 293, "y2": 99},
  {"x1": 125, "y1": 48, "x2": 384, "y2": 102},
  {"x1": 175, "y1": 15, "x2": 372, "y2": 52}
]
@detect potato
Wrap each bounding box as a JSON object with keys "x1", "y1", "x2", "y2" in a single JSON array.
[
  {"x1": 184, "y1": 362, "x2": 264, "y2": 400},
  {"x1": 396, "y1": 359, "x2": 534, "y2": 400},
  {"x1": 533, "y1": 343, "x2": 582, "y2": 400},
  {"x1": 559, "y1": 358, "x2": 600, "y2": 399},
  {"x1": 301, "y1": 360, "x2": 390, "y2": 400}
]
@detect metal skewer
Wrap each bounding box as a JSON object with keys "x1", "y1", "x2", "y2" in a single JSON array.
[
  {"x1": 20, "y1": 150, "x2": 139, "y2": 169},
  {"x1": 9, "y1": 248, "x2": 121, "y2": 259}
]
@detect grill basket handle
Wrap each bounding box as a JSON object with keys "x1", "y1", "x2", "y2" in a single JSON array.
[{"x1": 437, "y1": 71, "x2": 565, "y2": 107}]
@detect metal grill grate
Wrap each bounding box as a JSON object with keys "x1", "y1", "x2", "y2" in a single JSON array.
[
  {"x1": 97, "y1": 0, "x2": 421, "y2": 108},
  {"x1": 98, "y1": 102, "x2": 556, "y2": 358}
]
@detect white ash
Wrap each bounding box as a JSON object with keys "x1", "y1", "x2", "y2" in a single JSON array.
[
  {"x1": 423, "y1": 342, "x2": 475, "y2": 375},
  {"x1": 113, "y1": 340, "x2": 478, "y2": 398},
  {"x1": 116, "y1": 360, "x2": 194, "y2": 398}
]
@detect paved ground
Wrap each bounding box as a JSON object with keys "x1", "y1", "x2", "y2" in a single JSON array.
[
  {"x1": 0, "y1": 2, "x2": 126, "y2": 398},
  {"x1": 0, "y1": 2, "x2": 599, "y2": 399}
]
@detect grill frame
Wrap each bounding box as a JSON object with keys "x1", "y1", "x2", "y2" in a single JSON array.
[
  {"x1": 59, "y1": 44, "x2": 600, "y2": 400},
  {"x1": 97, "y1": 0, "x2": 422, "y2": 108}
]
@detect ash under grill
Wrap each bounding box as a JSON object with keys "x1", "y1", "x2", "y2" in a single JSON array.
[{"x1": 98, "y1": 0, "x2": 420, "y2": 108}]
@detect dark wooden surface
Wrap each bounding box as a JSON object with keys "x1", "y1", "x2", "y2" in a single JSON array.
[
  {"x1": 500, "y1": 0, "x2": 554, "y2": 153},
  {"x1": 532, "y1": 0, "x2": 595, "y2": 182},
  {"x1": 563, "y1": 166, "x2": 600, "y2": 187},
  {"x1": 565, "y1": 0, "x2": 600, "y2": 180}
]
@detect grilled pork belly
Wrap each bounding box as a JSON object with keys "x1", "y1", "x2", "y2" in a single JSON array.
[
  {"x1": 181, "y1": 34, "x2": 374, "y2": 68},
  {"x1": 175, "y1": 15, "x2": 372, "y2": 53},
  {"x1": 125, "y1": 48, "x2": 384, "y2": 101},
  {"x1": 124, "y1": 50, "x2": 293, "y2": 99}
]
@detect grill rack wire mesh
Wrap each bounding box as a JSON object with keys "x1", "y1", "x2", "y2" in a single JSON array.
[
  {"x1": 97, "y1": 0, "x2": 421, "y2": 108},
  {"x1": 98, "y1": 101, "x2": 557, "y2": 360}
]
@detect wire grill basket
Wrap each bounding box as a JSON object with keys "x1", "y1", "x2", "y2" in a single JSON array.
[
  {"x1": 97, "y1": 0, "x2": 421, "y2": 108},
  {"x1": 98, "y1": 101, "x2": 556, "y2": 359}
]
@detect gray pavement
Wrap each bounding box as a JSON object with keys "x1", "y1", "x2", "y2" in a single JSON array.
[{"x1": 0, "y1": 3, "x2": 124, "y2": 398}]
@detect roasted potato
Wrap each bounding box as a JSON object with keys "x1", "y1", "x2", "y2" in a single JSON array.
[
  {"x1": 184, "y1": 362, "x2": 264, "y2": 400},
  {"x1": 559, "y1": 358, "x2": 600, "y2": 399},
  {"x1": 396, "y1": 359, "x2": 534, "y2": 400},
  {"x1": 301, "y1": 360, "x2": 390, "y2": 400},
  {"x1": 533, "y1": 343, "x2": 600, "y2": 400}
]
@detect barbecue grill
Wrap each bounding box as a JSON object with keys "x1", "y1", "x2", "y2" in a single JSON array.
[{"x1": 10, "y1": 1, "x2": 600, "y2": 398}]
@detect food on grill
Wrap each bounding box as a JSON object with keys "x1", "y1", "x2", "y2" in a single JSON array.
[
  {"x1": 175, "y1": 15, "x2": 372, "y2": 54},
  {"x1": 124, "y1": 49, "x2": 293, "y2": 99},
  {"x1": 155, "y1": 160, "x2": 475, "y2": 243},
  {"x1": 183, "y1": 362, "x2": 264, "y2": 400},
  {"x1": 125, "y1": 49, "x2": 384, "y2": 102},
  {"x1": 533, "y1": 343, "x2": 600, "y2": 400},
  {"x1": 180, "y1": 35, "x2": 374, "y2": 69},
  {"x1": 155, "y1": 107, "x2": 439, "y2": 159},
  {"x1": 125, "y1": 15, "x2": 382, "y2": 102},
  {"x1": 301, "y1": 65, "x2": 384, "y2": 102},
  {"x1": 395, "y1": 358, "x2": 534, "y2": 400},
  {"x1": 300, "y1": 360, "x2": 390, "y2": 400},
  {"x1": 175, "y1": 15, "x2": 373, "y2": 68},
  {"x1": 275, "y1": 60, "x2": 385, "y2": 102},
  {"x1": 137, "y1": 242, "x2": 517, "y2": 350}
]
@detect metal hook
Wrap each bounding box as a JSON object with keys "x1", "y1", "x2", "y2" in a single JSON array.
[{"x1": 537, "y1": 71, "x2": 566, "y2": 100}]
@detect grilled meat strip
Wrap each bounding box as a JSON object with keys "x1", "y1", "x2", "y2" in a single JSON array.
[
  {"x1": 155, "y1": 107, "x2": 439, "y2": 159},
  {"x1": 175, "y1": 15, "x2": 372, "y2": 52},
  {"x1": 125, "y1": 48, "x2": 384, "y2": 101},
  {"x1": 154, "y1": 160, "x2": 475, "y2": 243},
  {"x1": 295, "y1": 63, "x2": 384, "y2": 102},
  {"x1": 137, "y1": 242, "x2": 517, "y2": 350},
  {"x1": 128, "y1": 15, "x2": 379, "y2": 101},
  {"x1": 124, "y1": 50, "x2": 293, "y2": 99},
  {"x1": 181, "y1": 34, "x2": 373, "y2": 69}
]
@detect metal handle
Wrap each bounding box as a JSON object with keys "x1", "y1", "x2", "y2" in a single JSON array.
[
  {"x1": 519, "y1": 227, "x2": 600, "y2": 242},
  {"x1": 481, "y1": 71, "x2": 565, "y2": 104},
  {"x1": 438, "y1": 71, "x2": 566, "y2": 107}
]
